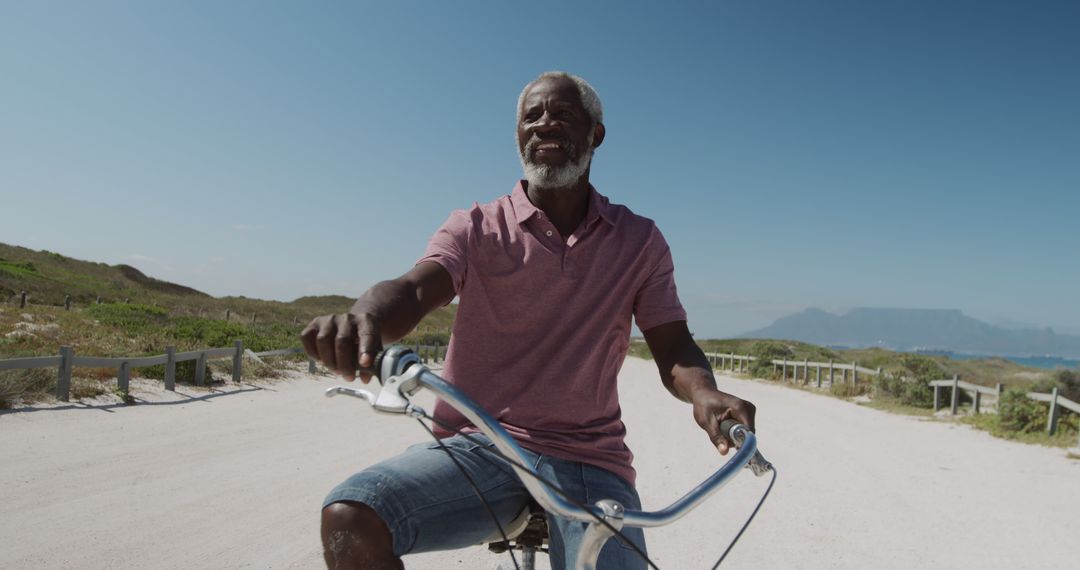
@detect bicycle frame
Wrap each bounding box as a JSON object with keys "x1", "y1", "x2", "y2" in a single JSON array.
[{"x1": 325, "y1": 346, "x2": 770, "y2": 570}]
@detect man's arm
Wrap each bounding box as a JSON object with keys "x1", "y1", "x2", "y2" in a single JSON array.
[
  {"x1": 642, "y1": 320, "x2": 757, "y2": 454},
  {"x1": 300, "y1": 261, "x2": 455, "y2": 381}
]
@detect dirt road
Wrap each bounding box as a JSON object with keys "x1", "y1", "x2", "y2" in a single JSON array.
[{"x1": 2, "y1": 358, "x2": 1077, "y2": 569}]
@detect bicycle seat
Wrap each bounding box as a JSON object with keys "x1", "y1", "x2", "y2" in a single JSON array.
[{"x1": 485, "y1": 500, "x2": 548, "y2": 553}]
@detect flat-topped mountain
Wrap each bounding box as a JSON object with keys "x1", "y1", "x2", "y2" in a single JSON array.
[{"x1": 741, "y1": 307, "x2": 1080, "y2": 358}]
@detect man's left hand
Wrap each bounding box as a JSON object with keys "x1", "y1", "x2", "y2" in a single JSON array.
[{"x1": 690, "y1": 388, "x2": 756, "y2": 455}]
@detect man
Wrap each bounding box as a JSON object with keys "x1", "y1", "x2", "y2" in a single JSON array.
[{"x1": 301, "y1": 71, "x2": 756, "y2": 570}]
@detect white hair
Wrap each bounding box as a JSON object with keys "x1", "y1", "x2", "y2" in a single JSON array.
[{"x1": 516, "y1": 71, "x2": 603, "y2": 126}]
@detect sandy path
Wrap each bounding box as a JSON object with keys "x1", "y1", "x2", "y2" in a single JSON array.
[{"x1": 1, "y1": 358, "x2": 1077, "y2": 569}]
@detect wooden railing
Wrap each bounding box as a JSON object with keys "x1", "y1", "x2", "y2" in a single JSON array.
[
  {"x1": 705, "y1": 352, "x2": 882, "y2": 388},
  {"x1": 930, "y1": 378, "x2": 1080, "y2": 445},
  {"x1": 0, "y1": 342, "x2": 448, "y2": 403},
  {"x1": 0, "y1": 343, "x2": 313, "y2": 401}
]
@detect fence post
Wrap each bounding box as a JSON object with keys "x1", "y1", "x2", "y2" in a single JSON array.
[
  {"x1": 950, "y1": 374, "x2": 959, "y2": 415},
  {"x1": 973, "y1": 389, "x2": 981, "y2": 414},
  {"x1": 803, "y1": 359, "x2": 809, "y2": 383},
  {"x1": 782, "y1": 359, "x2": 788, "y2": 382},
  {"x1": 233, "y1": 340, "x2": 243, "y2": 383},
  {"x1": 56, "y1": 346, "x2": 73, "y2": 401},
  {"x1": 1047, "y1": 387, "x2": 1060, "y2": 436},
  {"x1": 195, "y1": 352, "x2": 207, "y2": 386},
  {"x1": 20, "y1": 291, "x2": 27, "y2": 308},
  {"x1": 308, "y1": 358, "x2": 316, "y2": 373},
  {"x1": 96, "y1": 295, "x2": 101, "y2": 305},
  {"x1": 64, "y1": 295, "x2": 71, "y2": 311},
  {"x1": 933, "y1": 384, "x2": 941, "y2": 411},
  {"x1": 829, "y1": 361, "x2": 834, "y2": 385},
  {"x1": 852, "y1": 362, "x2": 858, "y2": 384},
  {"x1": 225, "y1": 309, "x2": 231, "y2": 321},
  {"x1": 995, "y1": 383, "x2": 1003, "y2": 410},
  {"x1": 772, "y1": 361, "x2": 777, "y2": 375},
  {"x1": 118, "y1": 361, "x2": 130, "y2": 395},
  {"x1": 434, "y1": 341, "x2": 441, "y2": 363},
  {"x1": 816, "y1": 365, "x2": 822, "y2": 388},
  {"x1": 251, "y1": 312, "x2": 256, "y2": 325},
  {"x1": 165, "y1": 346, "x2": 176, "y2": 391}
]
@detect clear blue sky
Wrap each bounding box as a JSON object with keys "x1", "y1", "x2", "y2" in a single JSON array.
[{"x1": 2, "y1": 1, "x2": 1077, "y2": 337}]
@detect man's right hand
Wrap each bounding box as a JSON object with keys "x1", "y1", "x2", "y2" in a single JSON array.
[
  {"x1": 300, "y1": 312, "x2": 382, "y2": 382},
  {"x1": 298, "y1": 262, "x2": 456, "y2": 383}
]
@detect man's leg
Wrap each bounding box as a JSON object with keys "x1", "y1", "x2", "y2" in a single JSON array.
[
  {"x1": 321, "y1": 434, "x2": 532, "y2": 568},
  {"x1": 537, "y1": 457, "x2": 648, "y2": 570}
]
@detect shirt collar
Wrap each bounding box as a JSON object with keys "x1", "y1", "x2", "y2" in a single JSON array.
[{"x1": 510, "y1": 180, "x2": 616, "y2": 228}]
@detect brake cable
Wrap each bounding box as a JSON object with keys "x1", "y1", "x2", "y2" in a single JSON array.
[
  {"x1": 415, "y1": 418, "x2": 521, "y2": 570},
  {"x1": 711, "y1": 466, "x2": 777, "y2": 568}
]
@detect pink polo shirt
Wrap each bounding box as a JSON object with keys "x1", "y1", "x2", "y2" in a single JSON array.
[{"x1": 418, "y1": 181, "x2": 686, "y2": 485}]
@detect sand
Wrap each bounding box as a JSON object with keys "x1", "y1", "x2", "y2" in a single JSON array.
[{"x1": 1, "y1": 358, "x2": 1078, "y2": 569}]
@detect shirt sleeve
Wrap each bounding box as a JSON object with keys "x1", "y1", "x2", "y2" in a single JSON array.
[
  {"x1": 417, "y1": 209, "x2": 471, "y2": 294},
  {"x1": 632, "y1": 228, "x2": 687, "y2": 331}
]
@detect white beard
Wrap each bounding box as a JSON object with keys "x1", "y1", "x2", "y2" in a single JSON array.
[{"x1": 519, "y1": 133, "x2": 594, "y2": 191}]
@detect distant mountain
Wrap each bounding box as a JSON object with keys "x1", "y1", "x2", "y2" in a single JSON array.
[{"x1": 741, "y1": 307, "x2": 1080, "y2": 358}]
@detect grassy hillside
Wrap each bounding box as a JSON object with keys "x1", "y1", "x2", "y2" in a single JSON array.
[{"x1": 0, "y1": 243, "x2": 456, "y2": 406}]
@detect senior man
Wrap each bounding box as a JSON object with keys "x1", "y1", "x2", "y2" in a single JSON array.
[{"x1": 302, "y1": 71, "x2": 757, "y2": 570}]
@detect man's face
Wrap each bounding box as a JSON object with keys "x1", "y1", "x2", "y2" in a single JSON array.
[{"x1": 517, "y1": 76, "x2": 600, "y2": 190}]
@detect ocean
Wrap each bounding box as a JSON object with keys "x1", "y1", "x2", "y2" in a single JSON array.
[{"x1": 914, "y1": 350, "x2": 1080, "y2": 370}]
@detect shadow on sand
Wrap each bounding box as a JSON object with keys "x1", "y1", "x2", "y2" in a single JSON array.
[{"x1": 0, "y1": 382, "x2": 276, "y2": 416}]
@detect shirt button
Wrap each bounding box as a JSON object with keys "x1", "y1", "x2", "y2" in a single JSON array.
[{"x1": 545, "y1": 230, "x2": 553, "y2": 237}]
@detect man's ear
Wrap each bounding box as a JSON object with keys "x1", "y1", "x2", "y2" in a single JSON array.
[{"x1": 592, "y1": 123, "x2": 606, "y2": 148}]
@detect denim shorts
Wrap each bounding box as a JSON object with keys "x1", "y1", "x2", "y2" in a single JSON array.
[{"x1": 323, "y1": 433, "x2": 647, "y2": 570}]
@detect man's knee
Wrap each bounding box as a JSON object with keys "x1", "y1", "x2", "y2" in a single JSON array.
[{"x1": 321, "y1": 501, "x2": 400, "y2": 569}]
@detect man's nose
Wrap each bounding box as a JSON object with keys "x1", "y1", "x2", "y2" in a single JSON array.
[{"x1": 531, "y1": 111, "x2": 562, "y2": 136}]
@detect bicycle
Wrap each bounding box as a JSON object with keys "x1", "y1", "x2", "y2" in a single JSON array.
[{"x1": 324, "y1": 345, "x2": 776, "y2": 570}]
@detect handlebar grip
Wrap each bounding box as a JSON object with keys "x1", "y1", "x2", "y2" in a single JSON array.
[
  {"x1": 719, "y1": 419, "x2": 747, "y2": 447},
  {"x1": 357, "y1": 345, "x2": 421, "y2": 386},
  {"x1": 354, "y1": 349, "x2": 387, "y2": 383},
  {"x1": 719, "y1": 419, "x2": 773, "y2": 476},
  {"x1": 355, "y1": 349, "x2": 384, "y2": 379}
]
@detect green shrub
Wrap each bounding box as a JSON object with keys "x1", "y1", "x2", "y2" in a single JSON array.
[
  {"x1": 1052, "y1": 369, "x2": 1080, "y2": 402},
  {"x1": 898, "y1": 378, "x2": 936, "y2": 407},
  {"x1": 998, "y1": 388, "x2": 1048, "y2": 433},
  {"x1": 872, "y1": 354, "x2": 942, "y2": 408},
  {"x1": 170, "y1": 317, "x2": 245, "y2": 344},
  {"x1": 830, "y1": 381, "x2": 868, "y2": 398},
  {"x1": 139, "y1": 359, "x2": 200, "y2": 383},
  {"x1": 0, "y1": 259, "x2": 38, "y2": 278},
  {"x1": 0, "y1": 368, "x2": 54, "y2": 407},
  {"x1": 749, "y1": 340, "x2": 793, "y2": 378},
  {"x1": 86, "y1": 303, "x2": 167, "y2": 329}
]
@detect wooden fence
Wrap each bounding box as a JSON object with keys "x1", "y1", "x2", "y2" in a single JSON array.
[
  {"x1": 705, "y1": 352, "x2": 882, "y2": 388},
  {"x1": 704, "y1": 352, "x2": 1079, "y2": 447},
  {"x1": 929, "y1": 377, "x2": 1080, "y2": 446},
  {"x1": 0, "y1": 341, "x2": 448, "y2": 403}
]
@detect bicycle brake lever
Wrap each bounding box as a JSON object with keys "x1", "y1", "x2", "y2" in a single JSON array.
[
  {"x1": 325, "y1": 386, "x2": 376, "y2": 404},
  {"x1": 720, "y1": 419, "x2": 773, "y2": 477}
]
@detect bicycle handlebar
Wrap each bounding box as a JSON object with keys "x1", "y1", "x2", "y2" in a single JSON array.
[{"x1": 325, "y1": 345, "x2": 772, "y2": 530}]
